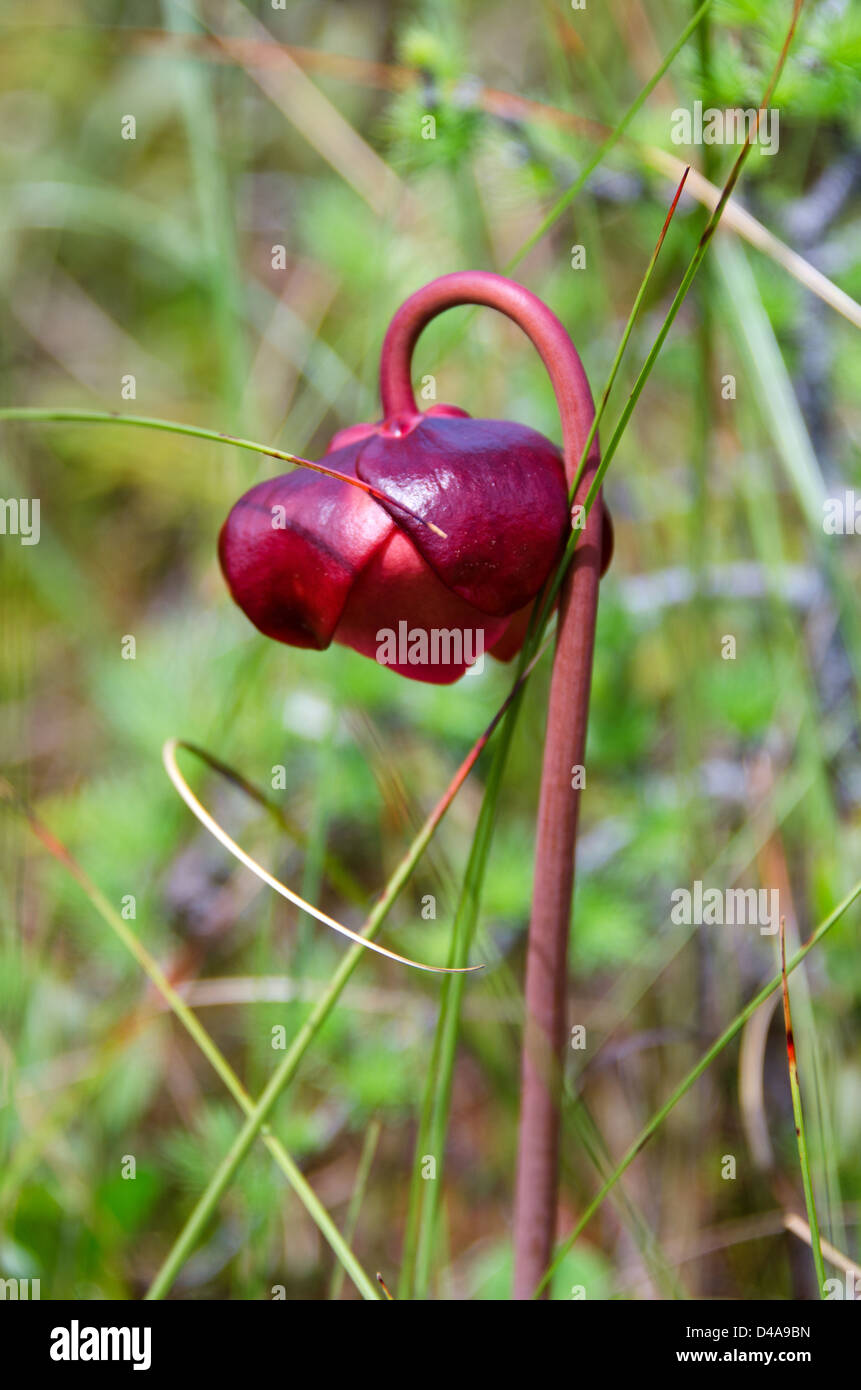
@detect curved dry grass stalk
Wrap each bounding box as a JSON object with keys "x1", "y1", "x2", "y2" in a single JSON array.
[
  {"x1": 162, "y1": 738, "x2": 481, "y2": 975},
  {"x1": 208, "y1": 0, "x2": 415, "y2": 222},
  {"x1": 649, "y1": 152, "x2": 861, "y2": 329},
  {"x1": 783, "y1": 1213, "x2": 861, "y2": 1285},
  {"x1": 738, "y1": 992, "x2": 781, "y2": 1173}
]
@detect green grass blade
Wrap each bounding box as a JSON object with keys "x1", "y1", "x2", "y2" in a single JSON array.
[
  {"x1": 409, "y1": 699, "x2": 523, "y2": 1299},
  {"x1": 328, "y1": 1118, "x2": 382, "y2": 1301},
  {"x1": 505, "y1": 0, "x2": 714, "y2": 271},
  {"x1": 402, "y1": 167, "x2": 690, "y2": 1301},
  {"x1": 539, "y1": 876, "x2": 861, "y2": 1296},
  {"x1": 779, "y1": 919, "x2": 827, "y2": 1297},
  {"x1": 142, "y1": 670, "x2": 538, "y2": 1297},
  {"x1": 0, "y1": 777, "x2": 381, "y2": 1301}
]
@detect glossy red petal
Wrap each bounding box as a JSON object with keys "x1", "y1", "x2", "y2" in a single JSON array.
[
  {"x1": 354, "y1": 414, "x2": 569, "y2": 617},
  {"x1": 335, "y1": 528, "x2": 509, "y2": 684},
  {"x1": 218, "y1": 444, "x2": 393, "y2": 650},
  {"x1": 488, "y1": 600, "x2": 534, "y2": 663}
]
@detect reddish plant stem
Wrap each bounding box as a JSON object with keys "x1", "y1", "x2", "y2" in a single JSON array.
[
  {"x1": 513, "y1": 490, "x2": 602, "y2": 1298},
  {"x1": 380, "y1": 271, "x2": 604, "y2": 1300}
]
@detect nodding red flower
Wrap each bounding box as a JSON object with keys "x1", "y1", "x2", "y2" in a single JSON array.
[
  {"x1": 219, "y1": 276, "x2": 611, "y2": 684},
  {"x1": 220, "y1": 407, "x2": 583, "y2": 684}
]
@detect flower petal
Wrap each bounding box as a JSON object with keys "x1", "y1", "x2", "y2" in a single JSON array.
[
  {"x1": 335, "y1": 528, "x2": 509, "y2": 684},
  {"x1": 218, "y1": 445, "x2": 393, "y2": 650},
  {"x1": 355, "y1": 414, "x2": 569, "y2": 617}
]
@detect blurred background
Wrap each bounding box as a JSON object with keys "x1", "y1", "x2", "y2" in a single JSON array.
[{"x1": 0, "y1": 0, "x2": 859, "y2": 1299}]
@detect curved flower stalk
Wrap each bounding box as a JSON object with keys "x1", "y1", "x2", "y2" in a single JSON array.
[
  {"x1": 219, "y1": 269, "x2": 609, "y2": 1295},
  {"x1": 377, "y1": 273, "x2": 608, "y2": 1297}
]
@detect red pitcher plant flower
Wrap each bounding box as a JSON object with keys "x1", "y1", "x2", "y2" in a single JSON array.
[
  {"x1": 220, "y1": 271, "x2": 610, "y2": 1299},
  {"x1": 219, "y1": 287, "x2": 610, "y2": 683}
]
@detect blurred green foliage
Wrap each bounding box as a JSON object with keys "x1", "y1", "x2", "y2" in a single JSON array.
[{"x1": 0, "y1": 0, "x2": 859, "y2": 1300}]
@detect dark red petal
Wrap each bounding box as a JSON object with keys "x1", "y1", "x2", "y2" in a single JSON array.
[
  {"x1": 218, "y1": 444, "x2": 393, "y2": 649},
  {"x1": 326, "y1": 420, "x2": 380, "y2": 452},
  {"x1": 423, "y1": 403, "x2": 471, "y2": 421},
  {"x1": 354, "y1": 414, "x2": 569, "y2": 617},
  {"x1": 335, "y1": 528, "x2": 509, "y2": 684},
  {"x1": 325, "y1": 403, "x2": 468, "y2": 454},
  {"x1": 488, "y1": 600, "x2": 535, "y2": 663},
  {"x1": 490, "y1": 507, "x2": 613, "y2": 660}
]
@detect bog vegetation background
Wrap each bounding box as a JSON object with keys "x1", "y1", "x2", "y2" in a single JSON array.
[{"x1": 1, "y1": 0, "x2": 860, "y2": 1299}]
